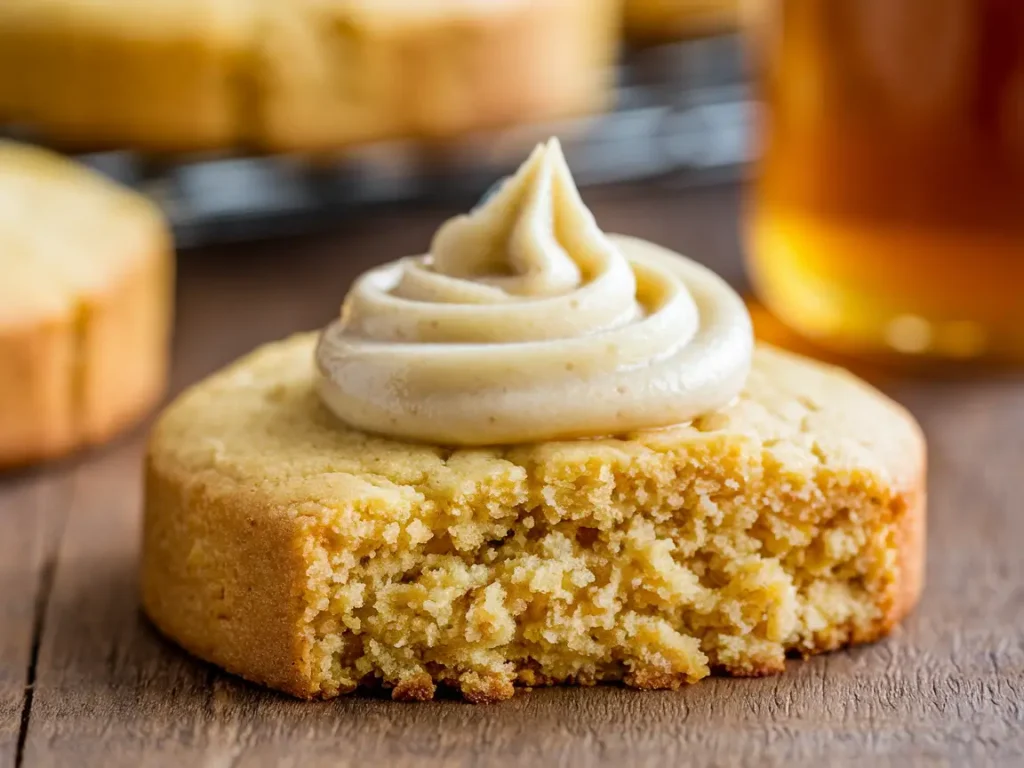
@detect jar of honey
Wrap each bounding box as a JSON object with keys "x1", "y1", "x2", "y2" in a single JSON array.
[{"x1": 746, "y1": 0, "x2": 1024, "y2": 363}]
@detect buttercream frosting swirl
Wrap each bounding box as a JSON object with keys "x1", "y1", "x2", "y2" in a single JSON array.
[{"x1": 316, "y1": 138, "x2": 753, "y2": 445}]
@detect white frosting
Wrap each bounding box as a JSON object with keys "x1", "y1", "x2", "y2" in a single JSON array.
[{"x1": 316, "y1": 138, "x2": 753, "y2": 445}]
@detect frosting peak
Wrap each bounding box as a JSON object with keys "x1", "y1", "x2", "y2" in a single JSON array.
[
  {"x1": 430, "y1": 140, "x2": 587, "y2": 298},
  {"x1": 316, "y1": 138, "x2": 753, "y2": 445}
]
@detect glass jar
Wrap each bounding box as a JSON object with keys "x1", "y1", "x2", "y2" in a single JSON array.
[{"x1": 746, "y1": 0, "x2": 1024, "y2": 363}]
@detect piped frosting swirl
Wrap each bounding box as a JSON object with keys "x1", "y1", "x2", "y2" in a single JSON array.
[{"x1": 316, "y1": 138, "x2": 753, "y2": 445}]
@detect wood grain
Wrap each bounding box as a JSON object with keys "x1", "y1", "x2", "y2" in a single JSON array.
[
  {"x1": 0, "y1": 470, "x2": 73, "y2": 768},
  {"x1": 4, "y1": 185, "x2": 1024, "y2": 767}
]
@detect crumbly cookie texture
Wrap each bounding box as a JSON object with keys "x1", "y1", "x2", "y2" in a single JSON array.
[
  {"x1": 0, "y1": 142, "x2": 172, "y2": 468},
  {"x1": 142, "y1": 333, "x2": 924, "y2": 702}
]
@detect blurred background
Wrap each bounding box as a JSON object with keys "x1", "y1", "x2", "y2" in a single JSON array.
[
  {"x1": 3, "y1": 0, "x2": 1023, "y2": 367},
  {"x1": 0, "y1": 1, "x2": 751, "y2": 244}
]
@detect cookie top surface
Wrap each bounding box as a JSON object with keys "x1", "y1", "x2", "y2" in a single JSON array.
[
  {"x1": 150, "y1": 332, "x2": 924, "y2": 532},
  {"x1": 0, "y1": 141, "x2": 166, "y2": 328}
]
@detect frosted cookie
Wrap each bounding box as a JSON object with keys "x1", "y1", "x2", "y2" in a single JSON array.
[
  {"x1": 142, "y1": 140, "x2": 924, "y2": 702},
  {"x1": 0, "y1": 142, "x2": 173, "y2": 467}
]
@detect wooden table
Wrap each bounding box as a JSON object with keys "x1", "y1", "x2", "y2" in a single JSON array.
[{"x1": 2, "y1": 185, "x2": 1022, "y2": 767}]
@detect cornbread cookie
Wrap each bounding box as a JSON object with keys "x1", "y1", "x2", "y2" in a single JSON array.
[
  {"x1": 142, "y1": 333, "x2": 924, "y2": 702},
  {"x1": 0, "y1": 0, "x2": 618, "y2": 153},
  {"x1": 0, "y1": 0, "x2": 250, "y2": 151},
  {"x1": 0, "y1": 142, "x2": 173, "y2": 467},
  {"x1": 624, "y1": 0, "x2": 741, "y2": 43},
  {"x1": 256, "y1": 0, "x2": 619, "y2": 152}
]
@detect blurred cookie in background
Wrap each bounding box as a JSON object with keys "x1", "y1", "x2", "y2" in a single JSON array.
[
  {"x1": 0, "y1": 142, "x2": 173, "y2": 468},
  {"x1": 257, "y1": 0, "x2": 621, "y2": 154},
  {"x1": 0, "y1": 0, "x2": 620, "y2": 155},
  {"x1": 0, "y1": 0, "x2": 250, "y2": 152}
]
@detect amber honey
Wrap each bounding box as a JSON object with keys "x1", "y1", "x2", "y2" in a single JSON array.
[{"x1": 747, "y1": 0, "x2": 1024, "y2": 362}]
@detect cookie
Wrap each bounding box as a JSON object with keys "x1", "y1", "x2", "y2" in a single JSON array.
[
  {"x1": 142, "y1": 333, "x2": 924, "y2": 702},
  {"x1": 0, "y1": 0, "x2": 250, "y2": 151},
  {"x1": 0, "y1": 0, "x2": 618, "y2": 153},
  {"x1": 256, "y1": 0, "x2": 619, "y2": 152},
  {"x1": 0, "y1": 142, "x2": 173, "y2": 467}
]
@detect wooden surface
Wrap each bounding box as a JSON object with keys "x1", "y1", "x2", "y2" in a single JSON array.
[{"x1": 2, "y1": 184, "x2": 1023, "y2": 767}]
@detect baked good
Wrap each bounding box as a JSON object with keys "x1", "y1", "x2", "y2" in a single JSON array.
[
  {"x1": 624, "y1": 0, "x2": 741, "y2": 43},
  {"x1": 0, "y1": 142, "x2": 173, "y2": 467},
  {"x1": 142, "y1": 139, "x2": 924, "y2": 702},
  {"x1": 0, "y1": 0, "x2": 618, "y2": 153},
  {"x1": 142, "y1": 334, "x2": 923, "y2": 701},
  {"x1": 0, "y1": 0, "x2": 251, "y2": 151},
  {"x1": 255, "y1": 0, "x2": 619, "y2": 152}
]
